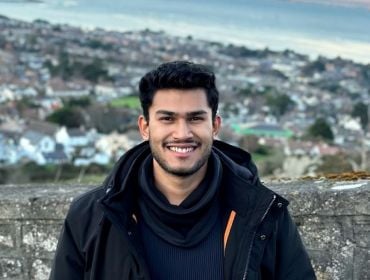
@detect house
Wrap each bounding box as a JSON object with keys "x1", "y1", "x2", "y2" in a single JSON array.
[
  {"x1": 37, "y1": 97, "x2": 63, "y2": 113},
  {"x1": 65, "y1": 127, "x2": 98, "y2": 147},
  {"x1": 284, "y1": 140, "x2": 315, "y2": 157},
  {"x1": 95, "y1": 85, "x2": 118, "y2": 101},
  {"x1": 0, "y1": 86, "x2": 16, "y2": 103},
  {"x1": 19, "y1": 129, "x2": 57, "y2": 164},
  {"x1": 0, "y1": 132, "x2": 21, "y2": 165},
  {"x1": 338, "y1": 115, "x2": 362, "y2": 132},
  {"x1": 17, "y1": 87, "x2": 38, "y2": 98},
  {"x1": 95, "y1": 131, "x2": 139, "y2": 159},
  {"x1": 311, "y1": 143, "x2": 341, "y2": 157},
  {"x1": 55, "y1": 126, "x2": 99, "y2": 157},
  {"x1": 74, "y1": 146, "x2": 110, "y2": 166},
  {"x1": 19, "y1": 130, "x2": 56, "y2": 154},
  {"x1": 26, "y1": 120, "x2": 60, "y2": 138},
  {"x1": 49, "y1": 89, "x2": 90, "y2": 98},
  {"x1": 41, "y1": 149, "x2": 69, "y2": 165}
]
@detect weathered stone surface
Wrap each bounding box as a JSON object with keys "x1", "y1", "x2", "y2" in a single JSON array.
[
  {"x1": 296, "y1": 216, "x2": 355, "y2": 280},
  {"x1": 269, "y1": 179, "x2": 370, "y2": 216},
  {"x1": 354, "y1": 248, "x2": 370, "y2": 280},
  {"x1": 30, "y1": 259, "x2": 52, "y2": 280},
  {"x1": 22, "y1": 223, "x2": 60, "y2": 258},
  {"x1": 0, "y1": 224, "x2": 16, "y2": 252},
  {"x1": 0, "y1": 258, "x2": 22, "y2": 280},
  {"x1": 0, "y1": 184, "x2": 94, "y2": 220},
  {"x1": 353, "y1": 216, "x2": 370, "y2": 248},
  {"x1": 0, "y1": 180, "x2": 369, "y2": 280}
]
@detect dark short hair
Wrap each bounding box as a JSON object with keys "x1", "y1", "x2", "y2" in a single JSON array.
[{"x1": 139, "y1": 61, "x2": 219, "y2": 120}]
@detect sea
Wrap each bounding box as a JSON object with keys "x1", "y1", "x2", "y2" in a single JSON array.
[{"x1": 0, "y1": 0, "x2": 370, "y2": 63}]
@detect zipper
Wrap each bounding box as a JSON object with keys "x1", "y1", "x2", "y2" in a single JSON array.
[
  {"x1": 241, "y1": 194, "x2": 276, "y2": 280},
  {"x1": 99, "y1": 203, "x2": 150, "y2": 279}
]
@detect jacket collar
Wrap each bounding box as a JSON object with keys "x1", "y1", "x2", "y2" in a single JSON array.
[{"x1": 100, "y1": 140, "x2": 288, "y2": 225}]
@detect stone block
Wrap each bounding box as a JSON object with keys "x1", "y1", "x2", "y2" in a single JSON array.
[
  {"x1": 298, "y1": 216, "x2": 355, "y2": 280},
  {"x1": 28, "y1": 197, "x2": 72, "y2": 220},
  {"x1": 0, "y1": 200, "x2": 26, "y2": 220},
  {"x1": 0, "y1": 258, "x2": 22, "y2": 280},
  {"x1": 0, "y1": 224, "x2": 16, "y2": 253},
  {"x1": 30, "y1": 259, "x2": 52, "y2": 280},
  {"x1": 353, "y1": 216, "x2": 370, "y2": 248},
  {"x1": 21, "y1": 223, "x2": 61, "y2": 258},
  {"x1": 354, "y1": 248, "x2": 370, "y2": 280}
]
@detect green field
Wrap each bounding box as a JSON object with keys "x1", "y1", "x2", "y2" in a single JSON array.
[{"x1": 111, "y1": 96, "x2": 140, "y2": 109}]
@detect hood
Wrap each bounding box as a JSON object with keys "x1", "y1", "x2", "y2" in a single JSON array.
[
  {"x1": 100, "y1": 140, "x2": 287, "y2": 221},
  {"x1": 213, "y1": 140, "x2": 258, "y2": 182},
  {"x1": 102, "y1": 140, "x2": 257, "y2": 191}
]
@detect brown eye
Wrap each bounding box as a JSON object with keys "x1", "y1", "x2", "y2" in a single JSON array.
[
  {"x1": 160, "y1": 116, "x2": 174, "y2": 122},
  {"x1": 190, "y1": 117, "x2": 203, "y2": 122}
]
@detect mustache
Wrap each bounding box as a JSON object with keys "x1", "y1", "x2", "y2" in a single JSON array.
[{"x1": 163, "y1": 139, "x2": 200, "y2": 145}]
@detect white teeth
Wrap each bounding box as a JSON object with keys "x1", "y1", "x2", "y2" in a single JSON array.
[{"x1": 169, "y1": 147, "x2": 194, "y2": 153}]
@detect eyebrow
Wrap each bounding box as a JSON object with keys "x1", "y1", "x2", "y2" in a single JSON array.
[{"x1": 155, "y1": 110, "x2": 208, "y2": 117}]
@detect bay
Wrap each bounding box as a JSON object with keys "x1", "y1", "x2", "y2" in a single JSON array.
[{"x1": 1, "y1": 0, "x2": 369, "y2": 63}]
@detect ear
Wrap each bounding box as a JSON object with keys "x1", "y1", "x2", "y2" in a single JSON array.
[
  {"x1": 138, "y1": 115, "x2": 149, "y2": 141},
  {"x1": 212, "y1": 115, "x2": 221, "y2": 138}
]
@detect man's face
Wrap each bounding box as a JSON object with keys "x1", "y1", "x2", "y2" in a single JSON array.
[{"x1": 138, "y1": 88, "x2": 221, "y2": 177}]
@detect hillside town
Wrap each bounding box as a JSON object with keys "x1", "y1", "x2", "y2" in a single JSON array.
[{"x1": 0, "y1": 15, "x2": 369, "y2": 182}]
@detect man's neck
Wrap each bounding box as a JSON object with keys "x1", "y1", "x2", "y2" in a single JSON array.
[{"x1": 152, "y1": 162, "x2": 208, "y2": 206}]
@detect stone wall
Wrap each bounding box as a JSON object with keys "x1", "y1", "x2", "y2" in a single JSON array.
[{"x1": 0, "y1": 180, "x2": 369, "y2": 280}]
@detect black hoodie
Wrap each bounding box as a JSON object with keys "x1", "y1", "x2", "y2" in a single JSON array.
[{"x1": 50, "y1": 140, "x2": 316, "y2": 280}]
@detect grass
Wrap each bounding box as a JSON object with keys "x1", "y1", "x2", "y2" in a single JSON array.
[
  {"x1": 62, "y1": 174, "x2": 106, "y2": 185},
  {"x1": 251, "y1": 153, "x2": 270, "y2": 162},
  {"x1": 110, "y1": 96, "x2": 140, "y2": 109}
]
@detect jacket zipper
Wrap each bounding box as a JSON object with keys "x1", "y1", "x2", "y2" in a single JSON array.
[
  {"x1": 100, "y1": 204, "x2": 150, "y2": 279},
  {"x1": 241, "y1": 194, "x2": 276, "y2": 280}
]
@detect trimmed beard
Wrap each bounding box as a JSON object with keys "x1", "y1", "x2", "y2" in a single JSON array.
[{"x1": 150, "y1": 142, "x2": 212, "y2": 177}]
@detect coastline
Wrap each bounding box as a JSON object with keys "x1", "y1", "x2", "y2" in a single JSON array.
[{"x1": 0, "y1": 1, "x2": 370, "y2": 64}]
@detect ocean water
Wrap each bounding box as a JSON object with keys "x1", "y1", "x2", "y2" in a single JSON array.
[{"x1": 1, "y1": 0, "x2": 370, "y2": 63}]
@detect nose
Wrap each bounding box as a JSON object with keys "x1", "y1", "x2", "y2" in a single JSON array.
[{"x1": 173, "y1": 119, "x2": 193, "y2": 139}]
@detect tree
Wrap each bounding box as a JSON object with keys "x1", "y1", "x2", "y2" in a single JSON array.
[
  {"x1": 315, "y1": 154, "x2": 353, "y2": 174},
  {"x1": 58, "y1": 51, "x2": 74, "y2": 80},
  {"x1": 46, "y1": 107, "x2": 85, "y2": 128},
  {"x1": 238, "y1": 87, "x2": 255, "y2": 97},
  {"x1": 307, "y1": 118, "x2": 334, "y2": 141},
  {"x1": 82, "y1": 58, "x2": 109, "y2": 83},
  {"x1": 352, "y1": 102, "x2": 369, "y2": 131},
  {"x1": 67, "y1": 97, "x2": 91, "y2": 108},
  {"x1": 302, "y1": 58, "x2": 326, "y2": 76},
  {"x1": 266, "y1": 93, "x2": 295, "y2": 117}
]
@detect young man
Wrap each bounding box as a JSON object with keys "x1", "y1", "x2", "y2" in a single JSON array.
[{"x1": 50, "y1": 61, "x2": 316, "y2": 279}]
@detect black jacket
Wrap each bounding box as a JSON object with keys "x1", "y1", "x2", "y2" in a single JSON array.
[{"x1": 50, "y1": 140, "x2": 316, "y2": 280}]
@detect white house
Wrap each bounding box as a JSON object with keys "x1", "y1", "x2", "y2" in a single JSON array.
[
  {"x1": 69, "y1": 127, "x2": 98, "y2": 147},
  {"x1": 95, "y1": 85, "x2": 118, "y2": 101},
  {"x1": 95, "y1": 132, "x2": 137, "y2": 158},
  {"x1": 0, "y1": 134, "x2": 21, "y2": 165},
  {"x1": 338, "y1": 115, "x2": 362, "y2": 132},
  {"x1": 48, "y1": 89, "x2": 90, "y2": 98},
  {"x1": 0, "y1": 86, "x2": 16, "y2": 103},
  {"x1": 74, "y1": 148, "x2": 110, "y2": 166},
  {"x1": 19, "y1": 130, "x2": 56, "y2": 164},
  {"x1": 55, "y1": 126, "x2": 69, "y2": 145}
]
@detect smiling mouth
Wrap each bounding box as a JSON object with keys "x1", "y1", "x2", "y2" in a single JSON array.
[
  {"x1": 165, "y1": 141, "x2": 199, "y2": 154},
  {"x1": 168, "y1": 146, "x2": 195, "y2": 153}
]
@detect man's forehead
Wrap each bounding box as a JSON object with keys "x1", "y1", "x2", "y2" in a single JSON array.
[
  {"x1": 155, "y1": 110, "x2": 208, "y2": 116},
  {"x1": 150, "y1": 89, "x2": 211, "y2": 113}
]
